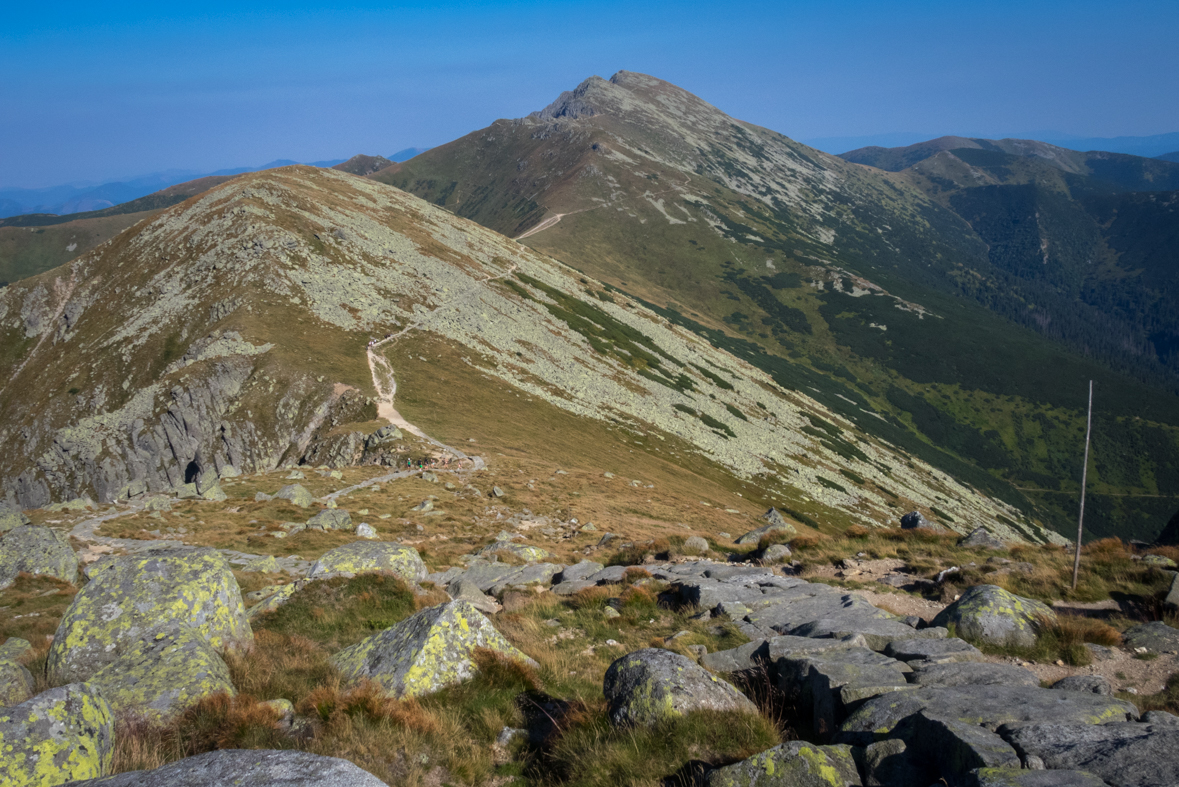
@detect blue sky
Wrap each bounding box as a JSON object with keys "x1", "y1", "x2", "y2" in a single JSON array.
[{"x1": 3, "y1": 0, "x2": 1178, "y2": 188}]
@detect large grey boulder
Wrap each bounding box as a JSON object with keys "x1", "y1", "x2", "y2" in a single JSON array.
[
  {"x1": 305, "y1": 508, "x2": 352, "y2": 531},
  {"x1": 734, "y1": 507, "x2": 796, "y2": 546},
  {"x1": 705, "y1": 741, "x2": 860, "y2": 787},
  {"x1": 1001, "y1": 720, "x2": 1179, "y2": 787},
  {"x1": 931, "y1": 585, "x2": 1054, "y2": 648},
  {"x1": 901, "y1": 510, "x2": 941, "y2": 530},
  {"x1": 474, "y1": 540, "x2": 550, "y2": 562},
  {"x1": 273, "y1": 484, "x2": 313, "y2": 508},
  {"x1": 0, "y1": 636, "x2": 32, "y2": 662},
  {"x1": 86, "y1": 626, "x2": 235, "y2": 721},
  {"x1": 308, "y1": 542, "x2": 427, "y2": 582},
  {"x1": 0, "y1": 525, "x2": 79, "y2": 590},
  {"x1": 555, "y1": 560, "x2": 604, "y2": 584},
  {"x1": 0, "y1": 682, "x2": 114, "y2": 784},
  {"x1": 603, "y1": 648, "x2": 757, "y2": 728},
  {"x1": 46, "y1": 548, "x2": 252, "y2": 685},
  {"x1": 331, "y1": 601, "x2": 532, "y2": 698},
  {"x1": 0, "y1": 658, "x2": 35, "y2": 705},
  {"x1": 906, "y1": 661, "x2": 1039, "y2": 688},
  {"x1": 68, "y1": 749, "x2": 386, "y2": 786},
  {"x1": 965, "y1": 769, "x2": 1109, "y2": 787},
  {"x1": 838, "y1": 685, "x2": 1137, "y2": 745},
  {"x1": 1122, "y1": 621, "x2": 1179, "y2": 653},
  {"x1": 488, "y1": 563, "x2": 562, "y2": 596}
]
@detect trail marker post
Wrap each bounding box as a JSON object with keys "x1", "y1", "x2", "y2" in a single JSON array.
[{"x1": 1072, "y1": 380, "x2": 1094, "y2": 591}]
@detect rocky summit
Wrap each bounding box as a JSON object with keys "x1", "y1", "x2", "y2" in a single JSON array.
[{"x1": 0, "y1": 70, "x2": 1177, "y2": 787}]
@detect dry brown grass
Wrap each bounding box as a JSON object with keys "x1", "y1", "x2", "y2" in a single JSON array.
[{"x1": 0, "y1": 574, "x2": 77, "y2": 647}]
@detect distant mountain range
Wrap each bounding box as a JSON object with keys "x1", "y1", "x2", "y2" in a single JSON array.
[
  {"x1": 0, "y1": 148, "x2": 429, "y2": 220},
  {"x1": 805, "y1": 131, "x2": 1179, "y2": 159}
]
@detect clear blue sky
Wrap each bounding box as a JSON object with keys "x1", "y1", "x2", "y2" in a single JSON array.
[{"x1": 3, "y1": 0, "x2": 1177, "y2": 188}]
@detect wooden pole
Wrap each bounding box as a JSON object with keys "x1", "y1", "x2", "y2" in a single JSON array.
[{"x1": 1072, "y1": 380, "x2": 1094, "y2": 590}]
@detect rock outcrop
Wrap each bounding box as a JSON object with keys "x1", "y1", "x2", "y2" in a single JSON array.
[{"x1": 47, "y1": 548, "x2": 252, "y2": 684}]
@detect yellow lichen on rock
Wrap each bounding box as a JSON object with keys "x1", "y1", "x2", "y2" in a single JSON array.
[
  {"x1": 331, "y1": 600, "x2": 532, "y2": 697},
  {"x1": 86, "y1": 626, "x2": 235, "y2": 722},
  {"x1": 308, "y1": 542, "x2": 427, "y2": 583},
  {"x1": 46, "y1": 547, "x2": 253, "y2": 685},
  {"x1": 0, "y1": 682, "x2": 114, "y2": 786}
]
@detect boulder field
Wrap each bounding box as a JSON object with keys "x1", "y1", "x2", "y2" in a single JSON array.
[{"x1": 1, "y1": 538, "x2": 1176, "y2": 786}]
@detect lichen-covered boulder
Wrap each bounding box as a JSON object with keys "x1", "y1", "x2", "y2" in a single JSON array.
[
  {"x1": 0, "y1": 525, "x2": 79, "y2": 590},
  {"x1": 0, "y1": 659, "x2": 36, "y2": 706},
  {"x1": 931, "y1": 585, "x2": 1054, "y2": 648},
  {"x1": 273, "y1": 484, "x2": 313, "y2": 508},
  {"x1": 0, "y1": 504, "x2": 31, "y2": 534},
  {"x1": 0, "y1": 637, "x2": 33, "y2": 662},
  {"x1": 47, "y1": 548, "x2": 253, "y2": 685},
  {"x1": 66, "y1": 749, "x2": 386, "y2": 786},
  {"x1": 474, "y1": 540, "x2": 550, "y2": 562},
  {"x1": 0, "y1": 682, "x2": 114, "y2": 785},
  {"x1": 87, "y1": 626, "x2": 234, "y2": 722},
  {"x1": 246, "y1": 583, "x2": 301, "y2": 619},
  {"x1": 705, "y1": 741, "x2": 860, "y2": 787},
  {"x1": 306, "y1": 509, "x2": 352, "y2": 531},
  {"x1": 959, "y1": 528, "x2": 1008, "y2": 550},
  {"x1": 331, "y1": 600, "x2": 532, "y2": 697},
  {"x1": 308, "y1": 542, "x2": 427, "y2": 582},
  {"x1": 603, "y1": 648, "x2": 757, "y2": 728},
  {"x1": 734, "y1": 507, "x2": 796, "y2": 545}
]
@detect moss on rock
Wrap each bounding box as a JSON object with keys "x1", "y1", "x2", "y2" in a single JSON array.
[
  {"x1": 308, "y1": 542, "x2": 426, "y2": 582},
  {"x1": 87, "y1": 626, "x2": 234, "y2": 722},
  {"x1": 46, "y1": 547, "x2": 252, "y2": 685},
  {"x1": 274, "y1": 484, "x2": 313, "y2": 508},
  {"x1": 330, "y1": 600, "x2": 532, "y2": 697},
  {"x1": 0, "y1": 682, "x2": 114, "y2": 786}
]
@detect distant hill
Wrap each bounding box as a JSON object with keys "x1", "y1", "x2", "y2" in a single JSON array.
[
  {"x1": 375, "y1": 71, "x2": 1179, "y2": 542},
  {"x1": 0, "y1": 159, "x2": 346, "y2": 220},
  {"x1": 0, "y1": 175, "x2": 235, "y2": 285},
  {"x1": 389, "y1": 148, "x2": 428, "y2": 162},
  {"x1": 1159, "y1": 151, "x2": 1179, "y2": 163},
  {"x1": 841, "y1": 136, "x2": 1179, "y2": 191},
  {"x1": 333, "y1": 155, "x2": 394, "y2": 177}
]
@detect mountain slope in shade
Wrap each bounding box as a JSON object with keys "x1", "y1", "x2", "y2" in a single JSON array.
[
  {"x1": 371, "y1": 71, "x2": 1179, "y2": 542},
  {"x1": 0, "y1": 165, "x2": 1049, "y2": 542},
  {"x1": 841, "y1": 135, "x2": 1179, "y2": 192}
]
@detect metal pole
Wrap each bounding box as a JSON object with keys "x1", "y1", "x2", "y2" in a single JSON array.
[{"x1": 1072, "y1": 380, "x2": 1093, "y2": 590}]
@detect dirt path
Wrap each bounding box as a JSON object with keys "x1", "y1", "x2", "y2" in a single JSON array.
[{"x1": 515, "y1": 213, "x2": 566, "y2": 240}]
